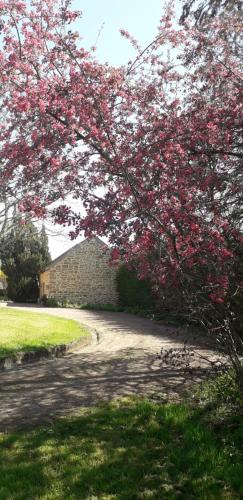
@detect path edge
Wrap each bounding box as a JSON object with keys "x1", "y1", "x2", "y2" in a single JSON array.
[{"x1": 0, "y1": 332, "x2": 92, "y2": 371}]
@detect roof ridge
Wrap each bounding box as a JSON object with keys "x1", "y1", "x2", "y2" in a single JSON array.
[{"x1": 41, "y1": 237, "x2": 108, "y2": 271}]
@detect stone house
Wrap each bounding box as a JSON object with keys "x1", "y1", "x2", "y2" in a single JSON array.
[{"x1": 39, "y1": 237, "x2": 118, "y2": 305}]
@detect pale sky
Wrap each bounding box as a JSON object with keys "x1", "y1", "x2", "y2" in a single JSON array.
[
  {"x1": 73, "y1": 0, "x2": 168, "y2": 65},
  {"x1": 46, "y1": 0, "x2": 181, "y2": 258}
]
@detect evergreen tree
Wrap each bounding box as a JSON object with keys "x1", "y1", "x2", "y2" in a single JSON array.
[
  {"x1": 39, "y1": 224, "x2": 51, "y2": 267},
  {"x1": 0, "y1": 218, "x2": 51, "y2": 302}
]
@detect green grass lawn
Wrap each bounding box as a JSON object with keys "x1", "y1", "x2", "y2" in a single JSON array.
[
  {"x1": 0, "y1": 398, "x2": 242, "y2": 500},
  {"x1": 0, "y1": 308, "x2": 89, "y2": 357}
]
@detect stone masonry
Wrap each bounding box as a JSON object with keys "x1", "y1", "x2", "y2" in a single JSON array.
[{"x1": 39, "y1": 237, "x2": 118, "y2": 305}]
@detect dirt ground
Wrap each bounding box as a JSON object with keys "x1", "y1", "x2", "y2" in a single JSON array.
[{"x1": 0, "y1": 304, "x2": 219, "y2": 431}]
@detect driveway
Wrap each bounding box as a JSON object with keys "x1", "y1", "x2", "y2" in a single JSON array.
[{"x1": 0, "y1": 304, "x2": 217, "y2": 431}]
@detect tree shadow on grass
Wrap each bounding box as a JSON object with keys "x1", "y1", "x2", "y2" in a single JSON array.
[{"x1": 0, "y1": 399, "x2": 242, "y2": 500}]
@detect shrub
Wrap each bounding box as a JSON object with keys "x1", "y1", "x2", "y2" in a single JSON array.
[
  {"x1": 44, "y1": 297, "x2": 59, "y2": 307},
  {"x1": 79, "y1": 303, "x2": 123, "y2": 312},
  {"x1": 0, "y1": 294, "x2": 8, "y2": 301},
  {"x1": 7, "y1": 276, "x2": 39, "y2": 303},
  {"x1": 195, "y1": 369, "x2": 243, "y2": 424},
  {"x1": 116, "y1": 265, "x2": 154, "y2": 309}
]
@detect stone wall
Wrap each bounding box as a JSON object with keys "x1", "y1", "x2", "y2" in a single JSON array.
[{"x1": 39, "y1": 238, "x2": 118, "y2": 305}]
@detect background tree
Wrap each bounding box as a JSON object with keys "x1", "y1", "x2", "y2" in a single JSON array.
[
  {"x1": 180, "y1": 0, "x2": 242, "y2": 24},
  {"x1": 0, "y1": 218, "x2": 51, "y2": 302},
  {"x1": 0, "y1": 1, "x2": 242, "y2": 378},
  {"x1": 180, "y1": 0, "x2": 242, "y2": 56},
  {"x1": 0, "y1": 156, "x2": 30, "y2": 238},
  {"x1": 0, "y1": 174, "x2": 18, "y2": 237}
]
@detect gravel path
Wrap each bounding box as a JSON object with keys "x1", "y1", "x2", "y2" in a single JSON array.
[{"x1": 0, "y1": 304, "x2": 217, "y2": 431}]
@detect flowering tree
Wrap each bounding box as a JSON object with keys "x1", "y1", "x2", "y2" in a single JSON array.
[{"x1": 0, "y1": 1, "x2": 242, "y2": 373}]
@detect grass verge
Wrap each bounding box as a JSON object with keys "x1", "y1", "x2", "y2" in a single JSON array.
[
  {"x1": 0, "y1": 396, "x2": 242, "y2": 499},
  {"x1": 0, "y1": 308, "x2": 89, "y2": 358}
]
